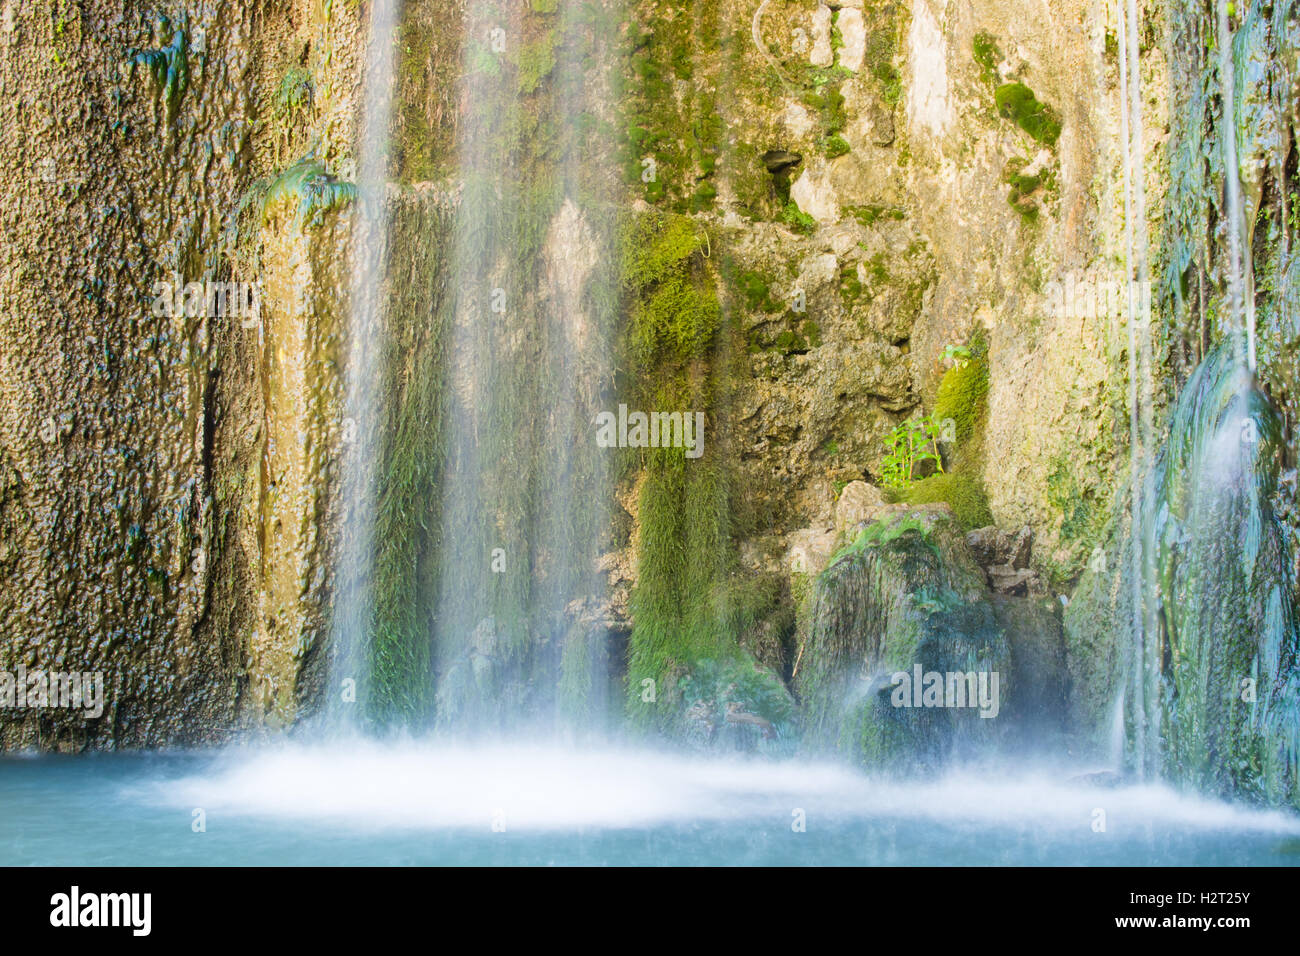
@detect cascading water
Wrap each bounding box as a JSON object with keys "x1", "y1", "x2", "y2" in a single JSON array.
[
  {"x1": 420, "y1": 2, "x2": 617, "y2": 735},
  {"x1": 7, "y1": 0, "x2": 1300, "y2": 872},
  {"x1": 1118, "y1": 0, "x2": 1300, "y2": 805},
  {"x1": 1216, "y1": 0, "x2": 1257, "y2": 375},
  {"x1": 331, "y1": 0, "x2": 401, "y2": 727},
  {"x1": 1116, "y1": 0, "x2": 1160, "y2": 777}
]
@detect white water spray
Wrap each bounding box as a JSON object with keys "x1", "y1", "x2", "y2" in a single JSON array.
[
  {"x1": 1117, "y1": 0, "x2": 1159, "y2": 777},
  {"x1": 332, "y1": 0, "x2": 401, "y2": 722}
]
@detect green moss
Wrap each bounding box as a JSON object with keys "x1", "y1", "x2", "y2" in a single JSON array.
[
  {"x1": 832, "y1": 515, "x2": 939, "y2": 565},
  {"x1": 1001, "y1": 157, "x2": 1047, "y2": 222},
  {"x1": 865, "y1": 24, "x2": 903, "y2": 106},
  {"x1": 782, "y1": 200, "x2": 817, "y2": 234},
  {"x1": 626, "y1": 443, "x2": 735, "y2": 723},
  {"x1": 866, "y1": 253, "x2": 890, "y2": 285},
  {"x1": 801, "y1": 318, "x2": 822, "y2": 348},
  {"x1": 620, "y1": 5, "x2": 722, "y2": 210},
  {"x1": 840, "y1": 263, "x2": 863, "y2": 301},
  {"x1": 823, "y1": 134, "x2": 851, "y2": 159},
  {"x1": 622, "y1": 213, "x2": 720, "y2": 368},
  {"x1": 364, "y1": 201, "x2": 455, "y2": 726},
  {"x1": 888, "y1": 473, "x2": 993, "y2": 530},
  {"x1": 736, "y1": 268, "x2": 778, "y2": 312},
  {"x1": 689, "y1": 181, "x2": 718, "y2": 211},
  {"x1": 847, "y1": 203, "x2": 906, "y2": 226},
  {"x1": 1045, "y1": 454, "x2": 1107, "y2": 546},
  {"x1": 620, "y1": 203, "x2": 777, "y2": 734},
  {"x1": 972, "y1": 31, "x2": 1001, "y2": 87},
  {"x1": 995, "y1": 82, "x2": 1062, "y2": 147},
  {"x1": 516, "y1": 32, "x2": 556, "y2": 94},
  {"x1": 933, "y1": 342, "x2": 990, "y2": 444}
]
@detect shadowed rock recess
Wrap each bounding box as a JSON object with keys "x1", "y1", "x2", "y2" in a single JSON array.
[{"x1": 1, "y1": 0, "x2": 1298, "y2": 811}]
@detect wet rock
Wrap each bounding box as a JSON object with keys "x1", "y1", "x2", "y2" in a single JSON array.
[
  {"x1": 784, "y1": 527, "x2": 838, "y2": 576},
  {"x1": 966, "y1": 525, "x2": 1033, "y2": 569},
  {"x1": 993, "y1": 594, "x2": 1066, "y2": 745},
  {"x1": 680, "y1": 659, "x2": 796, "y2": 755},
  {"x1": 987, "y1": 565, "x2": 1036, "y2": 595},
  {"x1": 796, "y1": 506, "x2": 1012, "y2": 770}
]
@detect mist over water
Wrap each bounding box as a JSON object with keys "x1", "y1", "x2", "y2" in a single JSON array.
[
  {"x1": 0, "y1": 744, "x2": 1288, "y2": 866},
  {"x1": 138, "y1": 741, "x2": 1300, "y2": 836}
]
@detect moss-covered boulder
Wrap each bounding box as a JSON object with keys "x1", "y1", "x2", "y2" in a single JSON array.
[
  {"x1": 795, "y1": 504, "x2": 1012, "y2": 771},
  {"x1": 1150, "y1": 345, "x2": 1300, "y2": 808}
]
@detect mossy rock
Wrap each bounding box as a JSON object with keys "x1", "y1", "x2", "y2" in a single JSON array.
[
  {"x1": 972, "y1": 32, "x2": 1001, "y2": 87},
  {"x1": 888, "y1": 473, "x2": 993, "y2": 531},
  {"x1": 933, "y1": 350, "x2": 989, "y2": 444},
  {"x1": 679, "y1": 657, "x2": 799, "y2": 754},
  {"x1": 796, "y1": 507, "x2": 1011, "y2": 771},
  {"x1": 621, "y1": 212, "x2": 721, "y2": 368},
  {"x1": 1149, "y1": 344, "x2": 1300, "y2": 808},
  {"x1": 994, "y1": 82, "x2": 1061, "y2": 147}
]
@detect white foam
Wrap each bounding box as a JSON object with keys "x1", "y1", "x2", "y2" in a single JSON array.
[{"x1": 127, "y1": 740, "x2": 1300, "y2": 835}]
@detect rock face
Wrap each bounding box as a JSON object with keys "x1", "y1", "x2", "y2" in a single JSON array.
[
  {"x1": 0, "y1": 0, "x2": 1295, "y2": 818},
  {"x1": 0, "y1": 1, "x2": 365, "y2": 749},
  {"x1": 966, "y1": 525, "x2": 1039, "y2": 594},
  {"x1": 966, "y1": 526, "x2": 1033, "y2": 569},
  {"x1": 835, "y1": 480, "x2": 886, "y2": 532}
]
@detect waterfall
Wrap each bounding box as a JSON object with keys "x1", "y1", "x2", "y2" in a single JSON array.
[
  {"x1": 1114, "y1": 0, "x2": 1300, "y2": 804},
  {"x1": 331, "y1": 0, "x2": 401, "y2": 725},
  {"x1": 1215, "y1": 0, "x2": 1257, "y2": 374},
  {"x1": 428, "y1": 1, "x2": 616, "y2": 736},
  {"x1": 1116, "y1": 0, "x2": 1159, "y2": 776}
]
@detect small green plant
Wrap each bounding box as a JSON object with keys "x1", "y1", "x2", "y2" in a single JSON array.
[
  {"x1": 941, "y1": 344, "x2": 972, "y2": 369},
  {"x1": 880, "y1": 415, "x2": 946, "y2": 488}
]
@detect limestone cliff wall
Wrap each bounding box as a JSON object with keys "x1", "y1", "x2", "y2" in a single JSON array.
[{"x1": 0, "y1": 1, "x2": 362, "y2": 747}]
